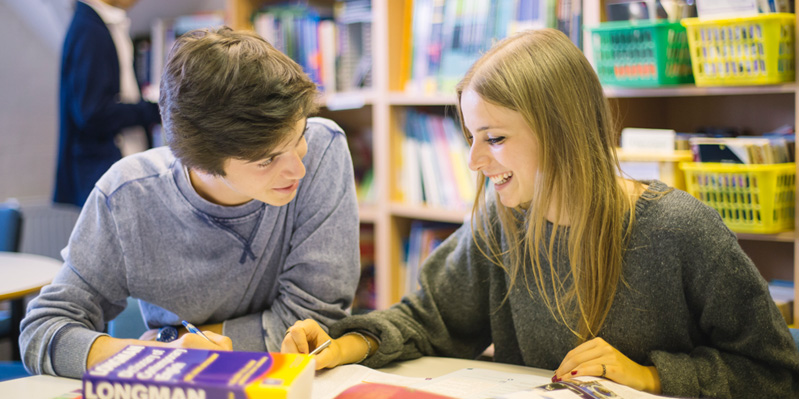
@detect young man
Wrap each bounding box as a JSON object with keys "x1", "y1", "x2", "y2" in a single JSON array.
[{"x1": 21, "y1": 27, "x2": 361, "y2": 378}]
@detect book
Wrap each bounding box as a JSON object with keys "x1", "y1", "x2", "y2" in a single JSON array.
[
  {"x1": 334, "y1": 382, "x2": 457, "y2": 398},
  {"x1": 770, "y1": 279, "x2": 795, "y2": 325},
  {"x1": 689, "y1": 137, "x2": 789, "y2": 164},
  {"x1": 83, "y1": 345, "x2": 314, "y2": 399},
  {"x1": 404, "y1": 221, "x2": 459, "y2": 294}
]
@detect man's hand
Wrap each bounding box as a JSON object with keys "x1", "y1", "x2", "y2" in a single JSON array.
[
  {"x1": 139, "y1": 323, "x2": 224, "y2": 341},
  {"x1": 88, "y1": 331, "x2": 232, "y2": 370}
]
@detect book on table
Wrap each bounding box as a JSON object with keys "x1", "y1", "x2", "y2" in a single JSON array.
[{"x1": 82, "y1": 345, "x2": 314, "y2": 399}]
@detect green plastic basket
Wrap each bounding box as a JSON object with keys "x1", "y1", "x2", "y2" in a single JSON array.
[{"x1": 588, "y1": 20, "x2": 694, "y2": 87}]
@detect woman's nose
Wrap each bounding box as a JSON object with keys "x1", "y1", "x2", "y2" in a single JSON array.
[{"x1": 468, "y1": 141, "x2": 488, "y2": 172}]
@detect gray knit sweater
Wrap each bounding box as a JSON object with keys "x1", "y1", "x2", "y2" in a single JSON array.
[
  {"x1": 331, "y1": 181, "x2": 799, "y2": 398},
  {"x1": 21, "y1": 117, "x2": 360, "y2": 378}
]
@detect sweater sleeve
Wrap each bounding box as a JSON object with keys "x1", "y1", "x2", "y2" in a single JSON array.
[
  {"x1": 329, "y1": 223, "x2": 494, "y2": 368},
  {"x1": 648, "y1": 203, "x2": 799, "y2": 398},
  {"x1": 19, "y1": 189, "x2": 130, "y2": 378},
  {"x1": 252, "y1": 123, "x2": 361, "y2": 352}
]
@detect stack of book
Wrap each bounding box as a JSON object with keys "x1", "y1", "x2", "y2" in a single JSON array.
[
  {"x1": 355, "y1": 224, "x2": 376, "y2": 313},
  {"x1": 252, "y1": 1, "x2": 372, "y2": 94},
  {"x1": 396, "y1": 109, "x2": 475, "y2": 210},
  {"x1": 404, "y1": 221, "x2": 459, "y2": 295},
  {"x1": 401, "y1": 0, "x2": 582, "y2": 94}
]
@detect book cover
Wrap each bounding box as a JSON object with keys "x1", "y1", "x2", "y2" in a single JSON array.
[
  {"x1": 334, "y1": 382, "x2": 457, "y2": 399},
  {"x1": 83, "y1": 345, "x2": 314, "y2": 399}
]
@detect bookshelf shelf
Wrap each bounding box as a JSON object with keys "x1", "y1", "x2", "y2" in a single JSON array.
[
  {"x1": 604, "y1": 83, "x2": 798, "y2": 99},
  {"x1": 321, "y1": 90, "x2": 376, "y2": 111},
  {"x1": 736, "y1": 231, "x2": 796, "y2": 243},
  {"x1": 388, "y1": 203, "x2": 468, "y2": 224},
  {"x1": 386, "y1": 93, "x2": 458, "y2": 106},
  {"x1": 358, "y1": 205, "x2": 378, "y2": 223}
]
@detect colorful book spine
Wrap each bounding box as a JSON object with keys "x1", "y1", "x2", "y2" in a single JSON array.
[{"x1": 83, "y1": 345, "x2": 314, "y2": 399}]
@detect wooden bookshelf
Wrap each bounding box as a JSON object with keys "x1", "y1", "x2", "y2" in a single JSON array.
[
  {"x1": 225, "y1": 1, "x2": 799, "y2": 318},
  {"x1": 388, "y1": 203, "x2": 468, "y2": 224},
  {"x1": 586, "y1": 3, "x2": 799, "y2": 322}
]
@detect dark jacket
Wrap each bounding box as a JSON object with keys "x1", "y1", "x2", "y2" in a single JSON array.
[{"x1": 54, "y1": 1, "x2": 160, "y2": 207}]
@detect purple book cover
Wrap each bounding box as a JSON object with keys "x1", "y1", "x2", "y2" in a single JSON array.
[{"x1": 83, "y1": 345, "x2": 274, "y2": 399}]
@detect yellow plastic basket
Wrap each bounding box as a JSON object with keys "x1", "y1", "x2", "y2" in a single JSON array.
[
  {"x1": 679, "y1": 162, "x2": 795, "y2": 233},
  {"x1": 681, "y1": 13, "x2": 795, "y2": 86}
]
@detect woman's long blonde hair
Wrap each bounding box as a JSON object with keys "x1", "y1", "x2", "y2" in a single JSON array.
[{"x1": 456, "y1": 29, "x2": 636, "y2": 341}]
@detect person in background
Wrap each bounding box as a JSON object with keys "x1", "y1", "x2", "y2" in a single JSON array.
[
  {"x1": 282, "y1": 29, "x2": 799, "y2": 398},
  {"x1": 22, "y1": 27, "x2": 360, "y2": 378},
  {"x1": 54, "y1": 0, "x2": 161, "y2": 207}
]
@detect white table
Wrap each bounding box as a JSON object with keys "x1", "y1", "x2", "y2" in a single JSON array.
[
  {"x1": 0, "y1": 357, "x2": 551, "y2": 399},
  {"x1": 379, "y1": 356, "x2": 550, "y2": 378},
  {"x1": 0, "y1": 252, "x2": 63, "y2": 360}
]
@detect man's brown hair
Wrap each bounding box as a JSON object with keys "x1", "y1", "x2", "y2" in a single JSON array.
[{"x1": 159, "y1": 27, "x2": 319, "y2": 175}]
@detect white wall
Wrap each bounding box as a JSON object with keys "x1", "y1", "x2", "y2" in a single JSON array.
[
  {"x1": 0, "y1": 0, "x2": 225, "y2": 202},
  {"x1": 0, "y1": 0, "x2": 64, "y2": 202}
]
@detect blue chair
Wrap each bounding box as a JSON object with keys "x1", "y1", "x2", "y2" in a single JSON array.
[
  {"x1": 0, "y1": 361, "x2": 30, "y2": 382},
  {"x1": 0, "y1": 202, "x2": 21, "y2": 252},
  {"x1": 0, "y1": 202, "x2": 22, "y2": 344},
  {"x1": 0, "y1": 201, "x2": 29, "y2": 380},
  {"x1": 108, "y1": 297, "x2": 148, "y2": 339}
]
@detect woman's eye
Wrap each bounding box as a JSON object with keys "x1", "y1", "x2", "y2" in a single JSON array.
[
  {"x1": 487, "y1": 136, "x2": 505, "y2": 145},
  {"x1": 257, "y1": 158, "x2": 274, "y2": 168}
]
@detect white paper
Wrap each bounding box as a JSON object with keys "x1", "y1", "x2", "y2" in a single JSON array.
[
  {"x1": 620, "y1": 128, "x2": 675, "y2": 154},
  {"x1": 695, "y1": 0, "x2": 760, "y2": 18},
  {"x1": 619, "y1": 161, "x2": 662, "y2": 181},
  {"x1": 412, "y1": 368, "x2": 552, "y2": 399}
]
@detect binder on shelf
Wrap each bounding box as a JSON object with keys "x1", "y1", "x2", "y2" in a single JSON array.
[{"x1": 335, "y1": 0, "x2": 373, "y2": 92}]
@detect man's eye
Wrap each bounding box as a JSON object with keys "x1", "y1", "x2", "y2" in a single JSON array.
[{"x1": 257, "y1": 158, "x2": 274, "y2": 168}]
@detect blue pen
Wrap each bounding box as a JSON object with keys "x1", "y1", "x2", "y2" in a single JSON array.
[{"x1": 182, "y1": 320, "x2": 212, "y2": 343}]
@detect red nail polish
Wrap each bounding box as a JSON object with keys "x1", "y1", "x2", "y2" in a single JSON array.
[
  {"x1": 551, "y1": 376, "x2": 560, "y2": 382},
  {"x1": 571, "y1": 370, "x2": 578, "y2": 375}
]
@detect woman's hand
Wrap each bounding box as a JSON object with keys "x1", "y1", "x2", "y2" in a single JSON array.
[
  {"x1": 282, "y1": 319, "x2": 378, "y2": 370},
  {"x1": 553, "y1": 337, "x2": 661, "y2": 394},
  {"x1": 282, "y1": 319, "x2": 339, "y2": 370}
]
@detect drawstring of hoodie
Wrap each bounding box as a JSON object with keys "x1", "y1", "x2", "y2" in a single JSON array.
[{"x1": 200, "y1": 204, "x2": 265, "y2": 264}]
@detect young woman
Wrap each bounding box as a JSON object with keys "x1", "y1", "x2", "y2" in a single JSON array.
[{"x1": 282, "y1": 29, "x2": 799, "y2": 398}]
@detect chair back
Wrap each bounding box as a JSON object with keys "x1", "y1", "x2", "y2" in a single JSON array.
[
  {"x1": 108, "y1": 297, "x2": 148, "y2": 339},
  {"x1": 0, "y1": 203, "x2": 22, "y2": 252}
]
